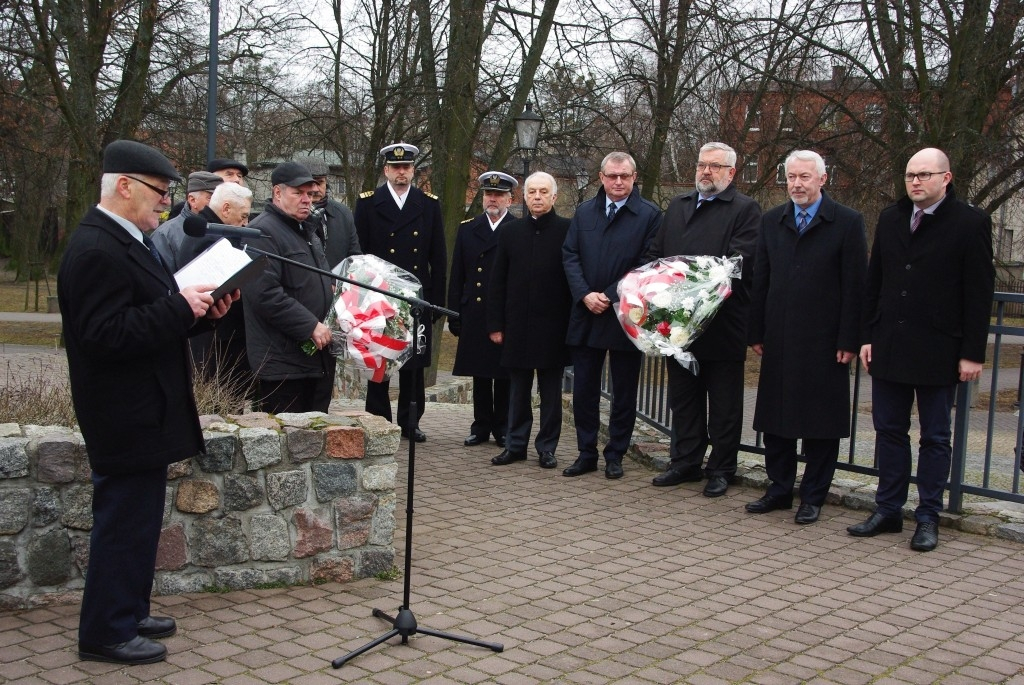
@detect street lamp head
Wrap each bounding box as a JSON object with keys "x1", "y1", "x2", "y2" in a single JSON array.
[{"x1": 514, "y1": 102, "x2": 544, "y2": 153}]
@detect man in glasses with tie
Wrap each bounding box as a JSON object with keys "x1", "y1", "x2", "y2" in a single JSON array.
[
  {"x1": 562, "y1": 152, "x2": 662, "y2": 479},
  {"x1": 59, "y1": 140, "x2": 237, "y2": 665},
  {"x1": 646, "y1": 142, "x2": 761, "y2": 498},
  {"x1": 746, "y1": 150, "x2": 867, "y2": 525},
  {"x1": 849, "y1": 147, "x2": 994, "y2": 552}
]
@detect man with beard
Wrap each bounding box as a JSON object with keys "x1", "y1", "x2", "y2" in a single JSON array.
[
  {"x1": 449, "y1": 171, "x2": 518, "y2": 448},
  {"x1": 487, "y1": 171, "x2": 572, "y2": 469},
  {"x1": 355, "y1": 143, "x2": 447, "y2": 441},
  {"x1": 646, "y1": 142, "x2": 761, "y2": 497},
  {"x1": 301, "y1": 157, "x2": 361, "y2": 270},
  {"x1": 243, "y1": 161, "x2": 336, "y2": 413}
]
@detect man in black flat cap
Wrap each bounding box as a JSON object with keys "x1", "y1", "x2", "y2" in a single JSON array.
[
  {"x1": 207, "y1": 157, "x2": 249, "y2": 187},
  {"x1": 59, "y1": 139, "x2": 237, "y2": 665},
  {"x1": 243, "y1": 161, "x2": 336, "y2": 413},
  {"x1": 448, "y1": 171, "x2": 517, "y2": 448},
  {"x1": 151, "y1": 170, "x2": 223, "y2": 270},
  {"x1": 354, "y1": 143, "x2": 447, "y2": 442}
]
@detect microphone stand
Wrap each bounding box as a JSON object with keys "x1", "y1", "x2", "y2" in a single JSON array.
[{"x1": 240, "y1": 246, "x2": 505, "y2": 668}]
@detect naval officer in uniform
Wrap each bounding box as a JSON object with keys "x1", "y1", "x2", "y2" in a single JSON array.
[{"x1": 354, "y1": 143, "x2": 447, "y2": 441}]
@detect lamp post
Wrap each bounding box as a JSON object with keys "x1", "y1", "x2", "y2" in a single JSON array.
[{"x1": 513, "y1": 102, "x2": 543, "y2": 216}]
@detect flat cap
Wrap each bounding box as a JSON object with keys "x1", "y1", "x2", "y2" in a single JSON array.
[
  {"x1": 207, "y1": 158, "x2": 250, "y2": 176},
  {"x1": 102, "y1": 140, "x2": 181, "y2": 182},
  {"x1": 187, "y1": 171, "x2": 224, "y2": 193},
  {"x1": 380, "y1": 143, "x2": 419, "y2": 164},
  {"x1": 271, "y1": 161, "x2": 316, "y2": 188},
  {"x1": 296, "y1": 157, "x2": 330, "y2": 177},
  {"x1": 478, "y1": 171, "x2": 518, "y2": 192}
]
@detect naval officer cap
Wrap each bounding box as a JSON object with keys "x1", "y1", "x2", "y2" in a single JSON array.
[
  {"x1": 207, "y1": 158, "x2": 250, "y2": 176},
  {"x1": 380, "y1": 143, "x2": 419, "y2": 164},
  {"x1": 102, "y1": 140, "x2": 182, "y2": 182},
  {"x1": 270, "y1": 161, "x2": 316, "y2": 187},
  {"x1": 478, "y1": 171, "x2": 518, "y2": 193}
]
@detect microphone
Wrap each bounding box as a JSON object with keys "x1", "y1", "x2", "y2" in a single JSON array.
[{"x1": 184, "y1": 215, "x2": 267, "y2": 240}]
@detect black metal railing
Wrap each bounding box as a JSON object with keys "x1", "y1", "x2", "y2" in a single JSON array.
[{"x1": 567, "y1": 292, "x2": 1024, "y2": 513}]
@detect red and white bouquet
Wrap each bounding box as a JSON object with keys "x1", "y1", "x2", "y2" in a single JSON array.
[
  {"x1": 323, "y1": 255, "x2": 421, "y2": 382},
  {"x1": 616, "y1": 255, "x2": 742, "y2": 373}
]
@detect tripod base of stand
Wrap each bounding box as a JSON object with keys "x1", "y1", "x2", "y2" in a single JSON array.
[{"x1": 331, "y1": 607, "x2": 504, "y2": 668}]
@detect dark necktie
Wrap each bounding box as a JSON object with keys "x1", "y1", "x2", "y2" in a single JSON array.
[
  {"x1": 607, "y1": 203, "x2": 617, "y2": 221},
  {"x1": 142, "y1": 234, "x2": 164, "y2": 268},
  {"x1": 797, "y1": 211, "x2": 809, "y2": 234},
  {"x1": 911, "y1": 210, "x2": 923, "y2": 233}
]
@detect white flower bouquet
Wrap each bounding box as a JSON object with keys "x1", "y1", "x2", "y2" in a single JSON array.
[
  {"x1": 615, "y1": 255, "x2": 742, "y2": 373},
  {"x1": 320, "y1": 255, "x2": 422, "y2": 382}
]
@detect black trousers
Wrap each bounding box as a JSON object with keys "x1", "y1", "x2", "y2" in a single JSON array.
[
  {"x1": 470, "y1": 376, "x2": 510, "y2": 440},
  {"x1": 365, "y1": 366, "x2": 426, "y2": 430},
  {"x1": 257, "y1": 369, "x2": 336, "y2": 414},
  {"x1": 570, "y1": 345, "x2": 642, "y2": 465},
  {"x1": 763, "y1": 433, "x2": 840, "y2": 506},
  {"x1": 506, "y1": 367, "x2": 563, "y2": 456},
  {"x1": 667, "y1": 358, "x2": 744, "y2": 477},
  {"x1": 79, "y1": 466, "x2": 166, "y2": 645}
]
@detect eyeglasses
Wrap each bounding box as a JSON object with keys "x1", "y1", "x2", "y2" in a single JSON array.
[
  {"x1": 125, "y1": 175, "x2": 172, "y2": 200},
  {"x1": 696, "y1": 162, "x2": 732, "y2": 172},
  {"x1": 601, "y1": 172, "x2": 635, "y2": 181},
  {"x1": 904, "y1": 171, "x2": 947, "y2": 182}
]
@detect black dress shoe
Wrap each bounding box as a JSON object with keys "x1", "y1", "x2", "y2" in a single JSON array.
[
  {"x1": 491, "y1": 449, "x2": 526, "y2": 465},
  {"x1": 562, "y1": 458, "x2": 597, "y2": 477},
  {"x1": 538, "y1": 451, "x2": 558, "y2": 469},
  {"x1": 910, "y1": 521, "x2": 939, "y2": 551},
  {"x1": 402, "y1": 428, "x2": 427, "y2": 443},
  {"x1": 702, "y1": 475, "x2": 729, "y2": 497},
  {"x1": 463, "y1": 434, "x2": 488, "y2": 446},
  {"x1": 794, "y1": 503, "x2": 821, "y2": 524},
  {"x1": 605, "y1": 462, "x2": 624, "y2": 479},
  {"x1": 651, "y1": 467, "x2": 702, "y2": 487},
  {"x1": 847, "y1": 511, "x2": 903, "y2": 537},
  {"x1": 495, "y1": 435, "x2": 506, "y2": 448},
  {"x1": 79, "y1": 635, "x2": 167, "y2": 665},
  {"x1": 745, "y1": 493, "x2": 793, "y2": 513},
  {"x1": 138, "y1": 615, "x2": 176, "y2": 639}
]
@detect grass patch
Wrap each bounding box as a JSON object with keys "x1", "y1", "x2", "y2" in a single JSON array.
[{"x1": 374, "y1": 566, "x2": 402, "y2": 581}]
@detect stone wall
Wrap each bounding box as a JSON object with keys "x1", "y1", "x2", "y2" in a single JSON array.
[{"x1": 0, "y1": 409, "x2": 399, "y2": 610}]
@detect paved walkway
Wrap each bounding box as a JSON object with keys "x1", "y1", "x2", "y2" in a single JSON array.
[{"x1": 3, "y1": 402, "x2": 1024, "y2": 684}]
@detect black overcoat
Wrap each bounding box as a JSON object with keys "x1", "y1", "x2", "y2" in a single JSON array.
[
  {"x1": 354, "y1": 184, "x2": 447, "y2": 366},
  {"x1": 748, "y1": 193, "x2": 867, "y2": 438},
  {"x1": 57, "y1": 207, "x2": 207, "y2": 475},
  {"x1": 863, "y1": 187, "x2": 995, "y2": 386},
  {"x1": 449, "y1": 211, "x2": 514, "y2": 377},
  {"x1": 487, "y1": 210, "x2": 572, "y2": 370},
  {"x1": 645, "y1": 183, "x2": 761, "y2": 361},
  {"x1": 563, "y1": 186, "x2": 662, "y2": 351}
]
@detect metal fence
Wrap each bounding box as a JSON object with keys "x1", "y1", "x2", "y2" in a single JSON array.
[{"x1": 570, "y1": 291, "x2": 1024, "y2": 514}]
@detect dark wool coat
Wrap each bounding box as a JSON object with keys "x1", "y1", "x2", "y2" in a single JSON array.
[
  {"x1": 645, "y1": 183, "x2": 761, "y2": 361},
  {"x1": 317, "y1": 197, "x2": 361, "y2": 271},
  {"x1": 449, "y1": 211, "x2": 515, "y2": 378},
  {"x1": 354, "y1": 184, "x2": 447, "y2": 366},
  {"x1": 243, "y1": 203, "x2": 335, "y2": 381},
  {"x1": 563, "y1": 186, "x2": 663, "y2": 351},
  {"x1": 487, "y1": 210, "x2": 572, "y2": 370},
  {"x1": 863, "y1": 186, "x2": 995, "y2": 386},
  {"x1": 748, "y1": 193, "x2": 868, "y2": 439},
  {"x1": 58, "y1": 207, "x2": 207, "y2": 475}
]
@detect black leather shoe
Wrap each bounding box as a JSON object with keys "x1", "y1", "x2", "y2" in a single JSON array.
[
  {"x1": 538, "y1": 451, "x2": 558, "y2": 469},
  {"x1": 138, "y1": 615, "x2": 176, "y2": 639},
  {"x1": 605, "y1": 462, "x2": 624, "y2": 479},
  {"x1": 847, "y1": 511, "x2": 903, "y2": 537},
  {"x1": 702, "y1": 475, "x2": 729, "y2": 497},
  {"x1": 401, "y1": 428, "x2": 427, "y2": 442},
  {"x1": 794, "y1": 503, "x2": 821, "y2": 524},
  {"x1": 79, "y1": 635, "x2": 167, "y2": 665},
  {"x1": 495, "y1": 435, "x2": 506, "y2": 448},
  {"x1": 745, "y1": 493, "x2": 793, "y2": 513},
  {"x1": 463, "y1": 434, "x2": 488, "y2": 446},
  {"x1": 910, "y1": 521, "x2": 939, "y2": 551},
  {"x1": 563, "y1": 458, "x2": 597, "y2": 477},
  {"x1": 651, "y1": 467, "x2": 702, "y2": 487},
  {"x1": 491, "y1": 449, "x2": 526, "y2": 465}
]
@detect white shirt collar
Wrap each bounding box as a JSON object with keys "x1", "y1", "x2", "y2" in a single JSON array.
[{"x1": 96, "y1": 204, "x2": 145, "y2": 243}]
